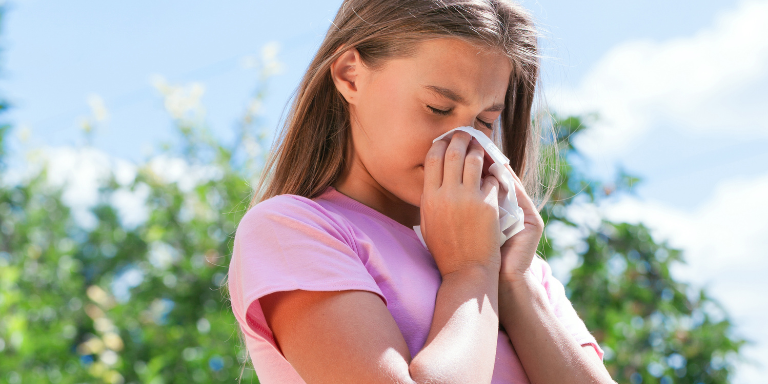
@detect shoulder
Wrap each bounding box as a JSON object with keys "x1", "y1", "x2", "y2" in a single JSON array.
[
  {"x1": 243, "y1": 193, "x2": 326, "y2": 219},
  {"x1": 235, "y1": 194, "x2": 356, "y2": 248},
  {"x1": 239, "y1": 194, "x2": 339, "y2": 231}
]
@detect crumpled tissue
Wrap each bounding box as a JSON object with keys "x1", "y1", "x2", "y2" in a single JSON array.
[{"x1": 413, "y1": 126, "x2": 525, "y2": 249}]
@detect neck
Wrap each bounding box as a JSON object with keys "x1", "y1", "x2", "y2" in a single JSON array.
[{"x1": 333, "y1": 157, "x2": 420, "y2": 229}]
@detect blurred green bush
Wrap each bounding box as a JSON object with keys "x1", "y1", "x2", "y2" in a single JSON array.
[{"x1": 536, "y1": 115, "x2": 745, "y2": 384}]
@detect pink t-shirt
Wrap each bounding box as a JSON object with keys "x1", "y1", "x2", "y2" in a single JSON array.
[{"x1": 228, "y1": 186, "x2": 603, "y2": 383}]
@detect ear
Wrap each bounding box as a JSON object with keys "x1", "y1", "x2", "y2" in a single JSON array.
[{"x1": 330, "y1": 46, "x2": 364, "y2": 105}]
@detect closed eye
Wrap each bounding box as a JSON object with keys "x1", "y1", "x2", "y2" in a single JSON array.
[
  {"x1": 427, "y1": 105, "x2": 495, "y2": 130},
  {"x1": 476, "y1": 118, "x2": 494, "y2": 130},
  {"x1": 427, "y1": 105, "x2": 451, "y2": 115}
]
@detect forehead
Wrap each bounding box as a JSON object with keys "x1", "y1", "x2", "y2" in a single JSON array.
[{"x1": 382, "y1": 38, "x2": 512, "y2": 101}]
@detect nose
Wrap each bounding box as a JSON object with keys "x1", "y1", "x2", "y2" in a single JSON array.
[
  {"x1": 456, "y1": 116, "x2": 477, "y2": 130},
  {"x1": 437, "y1": 118, "x2": 476, "y2": 136}
]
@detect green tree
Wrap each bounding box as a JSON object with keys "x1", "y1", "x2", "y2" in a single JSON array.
[
  {"x1": 0, "y1": 102, "x2": 260, "y2": 384},
  {"x1": 0, "y1": 15, "x2": 277, "y2": 383},
  {"x1": 537, "y1": 114, "x2": 746, "y2": 384}
]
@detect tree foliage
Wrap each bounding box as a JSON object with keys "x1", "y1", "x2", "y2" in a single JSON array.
[
  {"x1": 537, "y1": 115, "x2": 745, "y2": 384},
  {"x1": 0, "y1": 90, "x2": 267, "y2": 384},
  {"x1": 0, "y1": 10, "x2": 273, "y2": 382}
]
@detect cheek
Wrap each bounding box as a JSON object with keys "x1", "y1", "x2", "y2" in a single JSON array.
[
  {"x1": 358, "y1": 78, "x2": 407, "y2": 130},
  {"x1": 357, "y1": 100, "x2": 434, "y2": 163},
  {"x1": 351, "y1": 78, "x2": 445, "y2": 200}
]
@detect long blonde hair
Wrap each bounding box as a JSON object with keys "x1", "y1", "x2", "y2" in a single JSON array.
[{"x1": 250, "y1": 0, "x2": 554, "y2": 209}]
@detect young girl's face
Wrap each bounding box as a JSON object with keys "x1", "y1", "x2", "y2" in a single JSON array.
[{"x1": 333, "y1": 37, "x2": 512, "y2": 214}]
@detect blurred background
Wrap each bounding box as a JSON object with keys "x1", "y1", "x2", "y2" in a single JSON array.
[{"x1": 0, "y1": 0, "x2": 766, "y2": 383}]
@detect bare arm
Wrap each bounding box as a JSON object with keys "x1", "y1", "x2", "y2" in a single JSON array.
[
  {"x1": 260, "y1": 264, "x2": 499, "y2": 384},
  {"x1": 410, "y1": 265, "x2": 499, "y2": 383},
  {"x1": 498, "y1": 271, "x2": 614, "y2": 384},
  {"x1": 492, "y1": 159, "x2": 614, "y2": 384}
]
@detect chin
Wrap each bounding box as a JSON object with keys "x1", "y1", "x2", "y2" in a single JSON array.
[
  {"x1": 402, "y1": 174, "x2": 425, "y2": 207},
  {"x1": 403, "y1": 191, "x2": 422, "y2": 208},
  {"x1": 412, "y1": 166, "x2": 426, "y2": 206},
  {"x1": 382, "y1": 167, "x2": 424, "y2": 207}
]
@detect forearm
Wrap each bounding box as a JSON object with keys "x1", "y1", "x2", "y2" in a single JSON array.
[
  {"x1": 410, "y1": 265, "x2": 500, "y2": 384},
  {"x1": 499, "y1": 271, "x2": 613, "y2": 384}
]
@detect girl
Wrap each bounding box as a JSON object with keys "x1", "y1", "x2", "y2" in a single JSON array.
[{"x1": 228, "y1": 0, "x2": 615, "y2": 383}]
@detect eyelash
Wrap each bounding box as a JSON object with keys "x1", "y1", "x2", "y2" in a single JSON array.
[{"x1": 427, "y1": 105, "x2": 495, "y2": 129}]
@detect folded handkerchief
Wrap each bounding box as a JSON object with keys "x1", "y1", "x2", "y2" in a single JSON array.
[{"x1": 414, "y1": 126, "x2": 525, "y2": 249}]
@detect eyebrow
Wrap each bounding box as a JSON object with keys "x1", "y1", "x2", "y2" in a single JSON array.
[{"x1": 423, "y1": 85, "x2": 506, "y2": 112}]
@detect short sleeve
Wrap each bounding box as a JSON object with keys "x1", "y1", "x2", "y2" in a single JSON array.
[
  {"x1": 228, "y1": 195, "x2": 387, "y2": 348},
  {"x1": 529, "y1": 256, "x2": 605, "y2": 361}
]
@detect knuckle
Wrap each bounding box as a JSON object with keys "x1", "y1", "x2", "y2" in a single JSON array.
[
  {"x1": 425, "y1": 152, "x2": 442, "y2": 167},
  {"x1": 444, "y1": 148, "x2": 464, "y2": 162},
  {"x1": 431, "y1": 139, "x2": 448, "y2": 151},
  {"x1": 454, "y1": 131, "x2": 471, "y2": 141},
  {"x1": 464, "y1": 153, "x2": 484, "y2": 168}
]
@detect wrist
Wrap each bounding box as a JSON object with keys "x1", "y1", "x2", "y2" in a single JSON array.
[
  {"x1": 438, "y1": 250, "x2": 501, "y2": 279},
  {"x1": 500, "y1": 267, "x2": 537, "y2": 290},
  {"x1": 498, "y1": 269, "x2": 546, "y2": 319},
  {"x1": 499, "y1": 271, "x2": 549, "y2": 339},
  {"x1": 443, "y1": 262, "x2": 500, "y2": 282}
]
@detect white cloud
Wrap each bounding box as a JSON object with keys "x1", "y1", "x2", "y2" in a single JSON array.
[
  {"x1": 552, "y1": 0, "x2": 768, "y2": 160},
  {"x1": 599, "y1": 173, "x2": 768, "y2": 384}
]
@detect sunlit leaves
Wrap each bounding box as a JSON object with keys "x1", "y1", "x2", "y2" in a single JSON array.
[
  {"x1": 538, "y1": 114, "x2": 744, "y2": 384},
  {"x1": 0, "y1": 37, "x2": 277, "y2": 384}
]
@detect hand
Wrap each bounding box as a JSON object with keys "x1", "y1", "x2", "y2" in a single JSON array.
[
  {"x1": 498, "y1": 163, "x2": 544, "y2": 284},
  {"x1": 420, "y1": 131, "x2": 502, "y2": 277}
]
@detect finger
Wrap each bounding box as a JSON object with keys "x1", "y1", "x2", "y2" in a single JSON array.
[
  {"x1": 504, "y1": 164, "x2": 537, "y2": 215},
  {"x1": 462, "y1": 139, "x2": 485, "y2": 189},
  {"x1": 424, "y1": 139, "x2": 449, "y2": 190},
  {"x1": 504, "y1": 163, "x2": 523, "y2": 186},
  {"x1": 480, "y1": 175, "x2": 500, "y2": 206},
  {"x1": 488, "y1": 163, "x2": 512, "y2": 195},
  {"x1": 494, "y1": 163, "x2": 533, "y2": 213},
  {"x1": 482, "y1": 150, "x2": 493, "y2": 177},
  {"x1": 501, "y1": 164, "x2": 544, "y2": 229},
  {"x1": 443, "y1": 131, "x2": 471, "y2": 186},
  {"x1": 503, "y1": 163, "x2": 531, "y2": 202}
]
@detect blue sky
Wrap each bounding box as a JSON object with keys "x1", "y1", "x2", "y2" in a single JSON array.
[{"x1": 4, "y1": 0, "x2": 768, "y2": 382}]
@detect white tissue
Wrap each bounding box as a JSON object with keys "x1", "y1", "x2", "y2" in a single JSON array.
[{"x1": 414, "y1": 126, "x2": 525, "y2": 249}]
